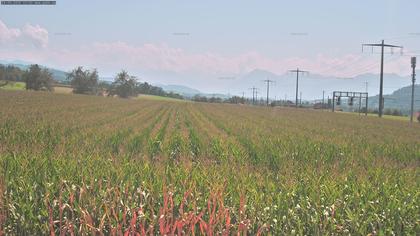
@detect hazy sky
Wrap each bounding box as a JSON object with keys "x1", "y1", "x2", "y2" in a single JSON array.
[{"x1": 1, "y1": 0, "x2": 419, "y2": 92}]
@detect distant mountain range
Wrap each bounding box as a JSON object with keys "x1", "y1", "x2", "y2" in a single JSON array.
[
  {"x1": 155, "y1": 69, "x2": 415, "y2": 100},
  {"x1": 224, "y1": 68, "x2": 413, "y2": 100},
  {"x1": 1, "y1": 61, "x2": 418, "y2": 108},
  {"x1": 237, "y1": 69, "x2": 419, "y2": 114},
  {"x1": 156, "y1": 84, "x2": 231, "y2": 98},
  {"x1": 157, "y1": 84, "x2": 201, "y2": 96}
]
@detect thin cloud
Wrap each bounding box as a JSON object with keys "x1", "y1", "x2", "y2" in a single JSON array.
[
  {"x1": 0, "y1": 20, "x2": 21, "y2": 42},
  {"x1": 0, "y1": 20, "x2": 48, "y2": 48},
  {"x1": 22, "y1": 23, "x2": 49, "y2": 48}
]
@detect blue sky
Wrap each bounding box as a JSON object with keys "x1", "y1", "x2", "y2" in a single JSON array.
[{"x1": 1, "y1": 0, "x2": 419, "y2": 92}]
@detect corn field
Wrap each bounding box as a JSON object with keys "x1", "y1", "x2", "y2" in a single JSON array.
[{"x1": 0, "y1": 90, "x2": 419, "y2": 235}]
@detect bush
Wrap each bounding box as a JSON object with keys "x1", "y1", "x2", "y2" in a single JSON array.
[
  {"x1": 384, "y1": 108, "x2": 403, "y2": 116},
  {"x1": 391, "y1": 109, "x2": 403, "y2": 116}
]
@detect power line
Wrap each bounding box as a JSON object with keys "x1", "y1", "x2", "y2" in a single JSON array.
[
  {"x1": 311, "y1": 52, "x2": 395, "y2": 77},
  {"x1": 343, "y1": 55, "x2": 400, "y2": 78},
  {"x1": 362, "y1": 40, "x2": 403, "y2": 117},
  {"x1": 312, "y1": 54, "x2": 372, "y2": 76},
  {"x1": 313, "y1": 50, "x2": 402, "y2": 78},
  {"x1": 336, "y1": 54, "x2": 401, "y2": 79}
]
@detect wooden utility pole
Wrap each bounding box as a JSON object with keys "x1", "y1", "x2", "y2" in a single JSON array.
[
  {"x1": 410, "y1": 57, "x2": 416, "y2": 123},
  {"x1": 300, "y1": 92, "x2": 302, "y2": 106},
  {"x1": 262, "y1": 79, "x2": 274, "y2": 106},
  {"x1": 289, "y1": 68, "x2": 308, "y2": 108},
  {"x1": 248, "y1": 87, "x2": 258, "y2": 104},
  {"x1": 362, "y1": 40, "x2": 403, "y2": 117}
]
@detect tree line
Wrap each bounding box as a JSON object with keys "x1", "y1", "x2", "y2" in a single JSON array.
[
  {"x1": 0, "y1": 64, "x2": 183, "y2": 99},
  {"x1": 192, "y1": 95, "x2": 247, "y2": 104},
  {"x1": 0, "y1": 64, "x2": 55, "y2": 91},
  {"x1": 0, "y1": 64, "x2": 25, "y2": 82}
]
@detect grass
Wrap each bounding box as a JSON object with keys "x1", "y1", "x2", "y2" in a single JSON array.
[
  {"x1": 337, "y1": 110, "x2": 412, "y2": 121},
  {"x1": 0, "y1": 81, "x2": 72, "y2": 94},
  {"x1": 52, "y1": 85, "x2": 73, "y2": 94},
  {"x1": 0, "y1": 81, "x2": 25, "y2": 91},
  {"x1": 0, "y1": 90, "x2": 419, "y2": 235},
  {"x1": 137, "y1": 94, "x2": 187, "y2": 102}
]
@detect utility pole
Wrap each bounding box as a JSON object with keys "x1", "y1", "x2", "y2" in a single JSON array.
[
  {"x1": 299, "y1": 92, "x2": 302, "y2": 106},
  {"x1": 410, "y1": 57, "x2": 416, "y2": 123},
  {"x1": 322, "y1": 90, "x2": 325, "y2": 109},
  {"x1": 362, "y1": 40, "x2": 403, "y2": 117},
  {"x1": 248, "y1": 87, "x2": 257, "y2": 104},
  {"x1": 262, "y1": 79, "x2": 274, "y2": 106},
  {"x1": 327, "y1": 95, "x2": 330, "y2": 109},
  {"x1": 363, "y1": 82, "x2": 368, "y2": 114},
  {"x1": 255, "y1": 89, "x2": 259, "y2": 105},
  {"x1": 289, "y1": 68, "x2": 308, "y2": 108},
  {"x1": 248, "y1": 88, "x2": 253, "y2": 104}
]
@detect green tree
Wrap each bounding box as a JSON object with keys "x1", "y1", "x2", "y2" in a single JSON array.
[
  {"x1": 24, "y1": 64, "x2": 54, "y2": 91},
  {"x1": 109, "y1": 70, "x2": 137, "y2": 98},
  {"x1": 6, "y1": 65, "x2": 25, "y2": 81},
  {"x1": 0, "y1": 64, "x2": 6, "y2": 81},
  {"x1": 226, "y1": 96, "x2": 245, "y2": 104},
  {"x1": 67, "y1": 66, "x2": 99, "y2": 94},
  {"x1": 0, "y1": 64, "x2": 25, "y2": 82}
]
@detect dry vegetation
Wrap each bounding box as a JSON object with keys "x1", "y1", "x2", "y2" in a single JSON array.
[{"x1": 0, "y1": 90, "x2": 419, "y2": 235}]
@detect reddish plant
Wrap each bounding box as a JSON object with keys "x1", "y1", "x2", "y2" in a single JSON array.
[
  {"x1": 0, "y1": 179, "x2": 5, "y2": 236},
  {"x1": 47, "y1": 184, "x2": 268, "y2": 235}
]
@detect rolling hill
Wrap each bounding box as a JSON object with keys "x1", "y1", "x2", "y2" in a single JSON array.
[{"x1": 368, "y1": 84, "x2": 420, "y2": 114}]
